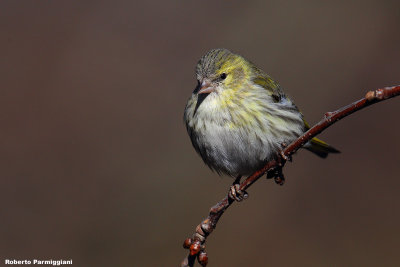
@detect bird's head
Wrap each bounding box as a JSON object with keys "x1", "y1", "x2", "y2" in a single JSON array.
[{"x1": 194, "y1": 48, "x2": 251, "y2": 96}]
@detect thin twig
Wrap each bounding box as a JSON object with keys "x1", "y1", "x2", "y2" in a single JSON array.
[{"x1": 181, "y1": 85, "x2": 400, "y2": 267}]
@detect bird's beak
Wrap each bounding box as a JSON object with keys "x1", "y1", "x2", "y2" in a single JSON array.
[{"x1": 198, "y1": 80, "x2": 215, "y2": 94}]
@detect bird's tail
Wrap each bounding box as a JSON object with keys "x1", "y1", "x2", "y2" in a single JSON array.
[{"x1": 305, "y1": 137, "x2": 340, "y2": 158}]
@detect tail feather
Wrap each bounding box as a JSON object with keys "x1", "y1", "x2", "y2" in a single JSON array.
[
  {"x1": 302, "y1": 119, "x2": 339, "y2": 158},
  {"x1": 305, "y1": 137, "x2": 340, "y2": 158}
]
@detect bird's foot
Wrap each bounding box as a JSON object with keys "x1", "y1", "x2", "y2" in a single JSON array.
[
  {"x1": 228, "y1": 176, "x2": 248, "y2": 202},
  {"x1": 279, "y1": 142, "x2": 292, "y2": 163},
  {"x1": 228, "y1": 184, "x2": 248, "y2": 202},
  {"x1": 266, "y1": 167, "x2": 285, "y2": 186},
  {"x1": 274, "y1": 170, "x2": 285, "y2": 186}
]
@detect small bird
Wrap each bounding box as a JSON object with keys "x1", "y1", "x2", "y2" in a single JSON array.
[{"x1": 184, "y1": 48, "x2": 339, "y2": 200}]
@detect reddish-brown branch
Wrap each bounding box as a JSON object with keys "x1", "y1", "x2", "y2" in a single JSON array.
[{"x1": 181, "y1": 85, "x2": 400, "y2": 267}]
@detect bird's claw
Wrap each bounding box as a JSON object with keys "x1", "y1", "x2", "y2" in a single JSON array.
[
  {"x1": 228, "y1": 183, "x2": 248, "y2": 202},
  {"x1": 279, "y1": 150, "x2": 290, "y2": 165},
  {"x1": 279, "y1": 142, "x2": 292, "y2": 163},
  {"x1": 266, "y1": 167, "x2": 285, "y2": 186},
  {"x1": 274, "y1": 172, "x2": 285, "y2": 186}
]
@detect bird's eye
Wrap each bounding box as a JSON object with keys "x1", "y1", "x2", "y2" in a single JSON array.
[{"x1": 220, "y1": 73, "x2": 227, "y2": 80}]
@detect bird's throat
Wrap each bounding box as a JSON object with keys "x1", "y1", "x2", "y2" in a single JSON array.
[{"x1": 193, "y1": 93, "x2": 209, "y2": 116}]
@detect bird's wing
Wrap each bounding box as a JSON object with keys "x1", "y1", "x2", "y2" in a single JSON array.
[{"x1": 251, "y1": 67, "x2": 284, "y2": 102}]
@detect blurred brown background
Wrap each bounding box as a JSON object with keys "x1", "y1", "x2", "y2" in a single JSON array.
[{"x1": 1, "y1": 1, "x2": 399, "y2": 266}]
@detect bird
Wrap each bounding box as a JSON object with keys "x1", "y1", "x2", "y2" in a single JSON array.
[{"x1": 184, "y1": 48, "x2": 339, "y2": 201}]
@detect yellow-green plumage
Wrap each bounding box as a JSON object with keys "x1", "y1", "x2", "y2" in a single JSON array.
[{"x1": 184, "y1": 48, "x2": 339, "y2": 177}]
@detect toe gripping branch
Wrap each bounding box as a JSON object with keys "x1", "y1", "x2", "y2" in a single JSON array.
[
  {"x1": 266, "y1": 167, "x2": 286, "y2": 186},
  {"x1": 266, "y1": 144, "x2": 291, "y2": 186},
  {"x1": 228, "y1": 176, "x2": 249, "y2": 202}
]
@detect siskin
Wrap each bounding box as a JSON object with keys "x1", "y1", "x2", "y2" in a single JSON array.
[{"x1": 184, "y1": 48, "x2": 339, "y2": 199}]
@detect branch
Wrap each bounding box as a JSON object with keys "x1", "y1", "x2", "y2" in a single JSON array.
[{"x1": 181, "y1": 85, "x2": 400, "y2": 267}]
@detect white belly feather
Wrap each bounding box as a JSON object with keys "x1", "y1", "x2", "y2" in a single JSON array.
[{"x1": 184, "y1": 87, "x2": 304, "y2": 177}]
